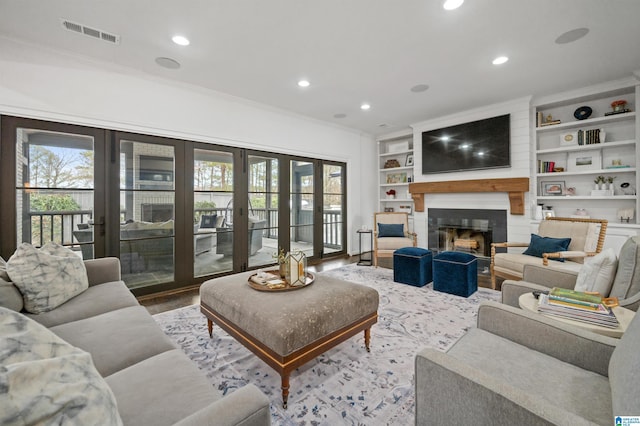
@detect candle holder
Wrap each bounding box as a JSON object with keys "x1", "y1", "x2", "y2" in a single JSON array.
[{"x1": 285, "y1": 250, "x2": 307, "y2": 287}]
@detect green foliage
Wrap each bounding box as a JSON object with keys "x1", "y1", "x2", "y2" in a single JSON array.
[
  {"x1": 30, "y1": 194, "x2": 81, "y2": 211},
  {"x1": 194, "y1": 200, "x2": 216, "y2": 209}
]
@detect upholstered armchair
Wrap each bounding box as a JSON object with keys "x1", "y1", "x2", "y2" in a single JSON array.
[
  {"x1": 501, "y1": 236, "x2": 640, "y2": 312},
  {"x1": 373, "y1": 212, "x2": 416, "y2": 267},
  {"x1": 415, "y1": 301, "x2": 640, "y2": 425},
  {"x1": 490, "y1": 217, "x2": 607, "y2": 289}
]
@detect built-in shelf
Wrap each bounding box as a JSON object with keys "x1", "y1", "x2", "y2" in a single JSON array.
[
  {"x1": 536, "y1": 112, "x2": 635, "y2": 133},
  {"x1": 536, "y1": 139, "x2": 635, "y2": 154}
]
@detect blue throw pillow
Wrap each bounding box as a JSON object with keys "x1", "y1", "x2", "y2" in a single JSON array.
[
  {"x1": 522, "y1": 234, "x2": 571, "y2": 262},
  {"x1": 378, "y1": 223, "x2": 405, "y2": 237}
]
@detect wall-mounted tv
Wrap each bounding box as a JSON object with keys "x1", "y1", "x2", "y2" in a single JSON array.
[{"x1": 421, "y1": 114, "x2": 510, "y2": 174}]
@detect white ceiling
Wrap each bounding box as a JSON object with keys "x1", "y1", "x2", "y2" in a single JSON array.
[{"x1": 1, "y1": 0, "x2": 639, "y2": 136}]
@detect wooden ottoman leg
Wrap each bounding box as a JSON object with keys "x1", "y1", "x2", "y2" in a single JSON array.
[
  {"x1": 207, "y1": 319, "x2": 213, "y2": 337},
  {"x1": 364, "y1": 328, "x2": 371, "y2": 352},
  {"x1": 281, "y1": 374, "x2": 290, "y2": 409}
]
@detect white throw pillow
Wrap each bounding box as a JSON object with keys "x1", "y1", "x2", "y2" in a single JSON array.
[
  {"x1": 6, "y1": 242, "x2": 89, "y2": 314},
  {"x1": 0, "y1": 306, "x2": 123, "y2": 425},
  {"x1": 574, "y1": 248, "x2": 618, "y2": 296}
]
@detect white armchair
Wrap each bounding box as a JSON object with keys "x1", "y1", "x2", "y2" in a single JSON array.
[
  {"x1": 373, "y1": 212, "x2": 416, "y2": 267},
  {"x1": 490, "y1": 217, "x2": 607, "y2": 289}
]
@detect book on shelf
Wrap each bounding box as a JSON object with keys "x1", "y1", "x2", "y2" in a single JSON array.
[
  {"x1": 540, "y1": 120, "x2": 561, "y2": 127},
  {"x1": 537, "y1": 293, "x2": 619, "y2": 328},
  {"x1": 537, "y1": 160, "x2": 556, "y2": 173},
  {"x1": 577, "y1": 128, "x2": 601, "y2": 145}
]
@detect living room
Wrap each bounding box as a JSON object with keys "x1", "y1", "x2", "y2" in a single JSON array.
[{"x1": 1, "y1": 1, "x2": 640, "y2": 425}]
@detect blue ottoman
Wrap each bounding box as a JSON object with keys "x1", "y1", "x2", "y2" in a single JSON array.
[
  {"x1": 393, "y1": 247, "x2": 433, "y2": 287},
  {"x1": 433, "y1": 251, "x2": 477, "y2": 297}
]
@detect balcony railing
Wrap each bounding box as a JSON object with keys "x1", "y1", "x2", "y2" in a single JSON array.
[{"x1": 26, "y1": 208, "x2": 343, "y2": 250}]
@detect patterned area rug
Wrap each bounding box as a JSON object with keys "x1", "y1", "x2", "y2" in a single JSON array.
[{"x1": 153, "y1": 264, "x2": 500, "y2": 425}]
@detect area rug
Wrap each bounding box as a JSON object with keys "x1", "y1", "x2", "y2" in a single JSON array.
[{"x1": 153, "y1": 264, "x2": 501, "y2": 425}]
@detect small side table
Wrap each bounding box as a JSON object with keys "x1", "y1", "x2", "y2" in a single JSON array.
[
  {"x1": 519, "y1": 293, "x2": 635, "y2": 338},
  {"x1": 357, "y1": 229, "x2": 373, "y2": 266}
]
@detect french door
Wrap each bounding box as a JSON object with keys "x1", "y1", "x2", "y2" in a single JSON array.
[
  {"x1": 1, "y1": 116, "x2": 347, "y2": 296},
  {"x1": 0, "y1": 116, "x2": 106, "y2": 261}
]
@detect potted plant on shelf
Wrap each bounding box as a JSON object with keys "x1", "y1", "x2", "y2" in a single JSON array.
[
  {"x1": 594, "y1": 175, "x2": 605, "y2": 190},
  {"x1": 386, "y1": 189, "x2": 396, "y2": 199},
  {"x1": 606, "y1": 176, "x2": 616, "y2": 191}
]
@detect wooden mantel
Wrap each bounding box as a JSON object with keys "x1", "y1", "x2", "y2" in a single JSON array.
[{"x1": 408, "y1": 177, "x2": 530, "y2": 215}]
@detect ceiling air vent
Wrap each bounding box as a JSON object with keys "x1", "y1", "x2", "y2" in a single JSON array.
[{"x1": 61, "y1": 19, "x2": 120, "y2": 45}]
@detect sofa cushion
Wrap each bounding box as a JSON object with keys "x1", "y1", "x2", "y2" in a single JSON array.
[
  {"x1": 106, "y1": 349, "x2": 219, "y2": 426},
  {"x1": 447, "y1": 327, "x2": 611, "y2": 425},
  {"x1": 0, "y1": 307, "x2": 123, "y2": 425},
  {"x1": 523, "y1": 234, "x2": 571, "y2": 262},
  {"x1": 610, "y1": 236, "x2": 640, "y2": 300},
  {"x1": 25, "y1": 280, "x2": 139, "y2": 328},
  {"x1": 574, "y1": 248, "x2": 618, "y2": 296},
  {"x1": 50, "y1": 306, "x2": 177, "y2": 377},
  {"x1": 0, "y1": 278, "x2": 24, "y2": 312},
  {"x1": 7, "y1": 242, "x2": 89, "y2": 314},
  {"x1": 609, "y1": 309, "x2": 640, "y2": 416},
  {"x1": 377, "y1": 237, "x2": 414, "y2": 250}
]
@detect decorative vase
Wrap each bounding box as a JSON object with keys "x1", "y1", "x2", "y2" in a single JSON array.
[
  {"x1": 594, "y1": 184, "x2": 600, "y2": 190},
  {"x1": 387, "y1": 194, "x2": 395, "y2": 199},
  {"x1": 279, "y1": 262, "x2": 286, "y2": 279}
]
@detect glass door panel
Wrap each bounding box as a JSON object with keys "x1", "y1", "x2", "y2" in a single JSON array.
[
  {"x1": 120, "y1": 140, "x2": 175, "y2": 289},
  {"x1": 290, "y1": 160, "x2": 314, "y2": 257},
  {"x1": 193, "y1": 149, "x2": 234, "y2": 277},
  {"x1": 15, "y1": 128, "x2": 96, "y2": 258},
  {"x1": 323, "y1": 164, "x2": 344, "y2": 254},
  {"x1": 248, "y1": 155, "x2": 278, "y2": 268}
]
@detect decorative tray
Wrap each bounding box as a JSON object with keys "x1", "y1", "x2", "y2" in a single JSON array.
[{"x1": 247, "y1": 270, "x2": 315, "y2": 292}]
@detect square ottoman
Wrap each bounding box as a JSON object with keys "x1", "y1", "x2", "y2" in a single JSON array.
[
  {"x1": 433, "y1": 251, "x2": 477, "y2": 297},
  {"x1": 393, "y1": 247, "x2": 433, "y2": 287}
]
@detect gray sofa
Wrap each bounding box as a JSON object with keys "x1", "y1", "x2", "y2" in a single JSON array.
[
  {"x1": 415, "y1": 301, "x2": 640, "y2": 425},
  {"x1": 1, "y1": 257, "x2": 271, "y2": 426}
]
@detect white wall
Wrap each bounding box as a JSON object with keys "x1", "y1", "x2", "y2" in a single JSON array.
[
  {"x1": 0, "y1": 37, "x2": 378, "y2": 255},
  {"x1": 408, "y1": 97, "x2": 533, "y2": 247}
]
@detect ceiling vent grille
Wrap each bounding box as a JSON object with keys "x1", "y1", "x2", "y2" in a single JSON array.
[{"x1": 61, "y1": 19, "x2": 120, "y2": 45}]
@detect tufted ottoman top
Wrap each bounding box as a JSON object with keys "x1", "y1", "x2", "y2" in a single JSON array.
[{"x1": 200, "y1": 271, "x2": 379, "y2": 356}]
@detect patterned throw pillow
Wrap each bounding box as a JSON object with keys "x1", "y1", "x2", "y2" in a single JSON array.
[
  {"x1": 6, "y1": 242, "x2": 89, "y2": 314},
  {"x1": 0, "y1": 307, "x2": 123, "y2": 425}
]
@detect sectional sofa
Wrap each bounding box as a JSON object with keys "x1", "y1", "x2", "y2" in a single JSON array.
[{"x1": 0, "y1": 256, "x2": 271, "y2": 426}]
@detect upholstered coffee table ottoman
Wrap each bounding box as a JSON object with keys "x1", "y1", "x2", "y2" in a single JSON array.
[{"x1": 200, "y1": 271, "x2": 379, "y2": 408}]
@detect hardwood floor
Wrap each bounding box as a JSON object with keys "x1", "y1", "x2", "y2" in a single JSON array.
[{"x1": 138, "y1": 255, "x2": 359, "y2": 315}]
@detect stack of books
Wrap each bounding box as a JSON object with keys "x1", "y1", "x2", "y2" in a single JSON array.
[{"x1": 537, "y1": 288, "x2": 619, "y2": 328}]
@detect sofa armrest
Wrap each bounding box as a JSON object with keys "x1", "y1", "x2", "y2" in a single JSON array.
[
  {"x1": 415, "y1": 347, "x2": 584, "y2": 425},
  {"x1": 173, "y1": 384, "x2": 270, "y2": 426},
  {"x1": 500, "y1": 280, "x2": 554, "y2": 307},
  {"x1": 477, "y1": 301, "x2": 617, "y2": 376},
  {"x1": 522, "y1": 264, "x2": 579, "y2": 287},
  {"x1": 84, "y1": 257, "x2": 122, "y2": 286},
  {"x1": 620, "y1": 291, "x2": 640, "y2": 312}
]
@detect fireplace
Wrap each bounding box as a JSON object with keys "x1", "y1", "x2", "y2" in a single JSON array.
[{"x1": 427, "y1": 208, "x2": 507, "y2": 272}]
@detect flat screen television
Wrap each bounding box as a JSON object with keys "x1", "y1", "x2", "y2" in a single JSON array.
[{"x1": 421, "y1": 114, "x2": 510, "y2": 174}]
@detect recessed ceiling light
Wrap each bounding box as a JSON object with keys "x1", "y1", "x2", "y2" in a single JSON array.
[
  {"x1": 492, "y1": 56, "x2": 509, "y2": 65},
  {"x1": 360, "y1": 103, "x2": 371, "y2": 111},
  {"x1": 555, "y1": 28, "x2": 589, "y2": 44},
  {"x1": 298, "y1": 80, "x2": 310, "y2": 88},
  {"x1": 155, "y1": 57, "x2": 181, "y2": 69},
  {"x1": 443, "y1": 0, "x2": 464, "y2": 10},
  {"x1": 410, "y1": 84, "x2": 430, "y2": 93},
  {"x1": 334, "y1": 113, "x2": 347, "y2": 119},
  {"x1": 172, "y1": 35, "x2": 190, "y2": 46}
]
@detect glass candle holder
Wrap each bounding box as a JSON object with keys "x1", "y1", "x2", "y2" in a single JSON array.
[{"x1": 285, "y1": 250, "x2": 307, "y2": 286}]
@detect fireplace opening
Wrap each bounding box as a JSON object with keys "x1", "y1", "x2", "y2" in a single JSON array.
[{"x1": 428, "y1": 208, "x2": 507, "y2": 274}]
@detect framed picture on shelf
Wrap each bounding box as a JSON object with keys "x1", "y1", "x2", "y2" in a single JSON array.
[
  {"x1": 567, "y1": 151, "x2": 601, "y2": 171},
  {"x1": 386, "y1": 172, "x2": 407, "y2": 184},
  {"x1": 384, "y1": 207, "x2": 394, "y2": 212},
  {"x1": 405, "y1": 154, "x2": 414, "y2": 167},
  {"x1": 560, "y1": 131, "x2": 578, "y2": 146},
  {"x1": 541, "y1": 181, "x2": 565, "y2": 196}
]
